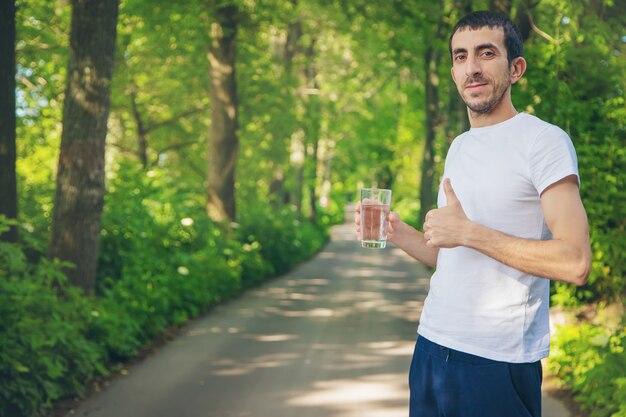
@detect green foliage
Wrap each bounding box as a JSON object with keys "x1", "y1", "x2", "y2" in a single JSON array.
[
  {"x1": 316, "y1": 190, "x2": 347, "y2": 227},
  {"x1": 94, "y1": 163, "x2": 275, "y2": 359},
  {"x1": 0, "y1": 164, "x2": 328, "y2": 417},
  {"x1": 8, "y1": 1, "x2": 626, "y2": 417},
  {"x1": 15, "y1": 0, "x2": 69, "y2": 247},
  {"x1": 520, "y1": 8, "x2": 626, "y2": 413},
  {"x1": 238, "y1": 203, "x2": 328, "y2": 277},
  {"x1": 109, "y1": 0, "x2": 208, "y2": 171},
  {"x1": 515, "y1": 0, "x2": 626, "y2": 306},
  {"x1": 0, "y1": 217, "x2": 103, "y2": 417},
  {"x1": 550, "y1": 320, "x2": 626, "y2": 417}
]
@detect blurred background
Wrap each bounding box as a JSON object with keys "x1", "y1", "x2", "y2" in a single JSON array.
[{"x1": 0, "y1": 0, "x2": 624, "y2": 416}]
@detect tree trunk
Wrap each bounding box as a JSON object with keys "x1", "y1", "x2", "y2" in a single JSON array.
[
  {"x1": 130, "y1": 89, "x2": 149, "y2": 169},
  {"x1": 284, "y1": 7, "x2": 302, "y2": 74},
  {"x1": 316, "y1": 122, "x2": 334, "y2": 215},
  {"x1": 206, "y1": 4, "x2": 239, "y2": 222},
  {"x1": 290, "y1": 129, "x2": 305, "y2": 214},
  {"x1": 419, "y1": 0, "x2": 471, "y2": 223},
  {"x1": 514, "y1": 0, "x2": 537, "y2": 43},
  {"x1": 270, "y1": 17, "x2": 302, "y2": 205},
  {"x1": 419, "y1": 40, "x2": 442, "y2": 223},
  {"x1": 307, "y1": 137, "x2": 319, "y2": 222},
  {"x1": 49, "y1": 0, "x2": 119, "y2": 294},
  {"x1": 304, "y1": 39, "x2": 320, "y2": 221},
  {"x1": 489, "y1": 0, "x2": 512, "y2": 15},
  {"x1": 515, "y1": 12, "x2": 531, "y2": 43},
  {"x1": 0, "y1": 0, "x2": 17, "y2": 243}
]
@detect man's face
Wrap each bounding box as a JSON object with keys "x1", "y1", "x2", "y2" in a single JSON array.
[{"x1": 450, "y1": 27, "x2": 514, "y2": 115}]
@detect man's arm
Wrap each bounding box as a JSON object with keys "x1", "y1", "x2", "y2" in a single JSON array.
[
  {"x1": 354, "y1": 202, "x2": 439, "y2": 267},
  {"x1": 388, "y1": 212, "x2": 439, "y2": 267},
  {"x1": 423, "y1": 176, "x2": 591, "y2": 285}
]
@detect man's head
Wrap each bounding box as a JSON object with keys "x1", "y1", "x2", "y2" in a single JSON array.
[
  {"x1": 449, "y1": 11, "x2": 523, "y2": 65},
  {"x1": 448, "y1": 10, "x2": 527, "y2": 119}
]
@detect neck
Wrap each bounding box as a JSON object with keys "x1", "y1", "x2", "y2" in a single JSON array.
[{"x1": 468, "y1": 95, "x2": 518, "y2": 128}]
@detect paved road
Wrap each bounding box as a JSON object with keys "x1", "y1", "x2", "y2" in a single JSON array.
[{"x1": 64, "y1": 218, "x2": 571, "y2": 417}]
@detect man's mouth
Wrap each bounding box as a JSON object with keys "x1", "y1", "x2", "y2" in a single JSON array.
[{"x1": 465, "y1": 82, "x2": 488, "y2": 90}]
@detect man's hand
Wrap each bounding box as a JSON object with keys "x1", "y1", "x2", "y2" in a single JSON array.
[
  {"x1": 386, "y1": 211, "x2": 408, "y2": 245},
  {"x1": 358, "y1": 199, "x2": 418, "y2": 246},
  {"x1": 355, "y1": 200, "x2": 439, "y2": 266},
  {"x1": 423, "y1": 178, "x2": 471, "y2": 248},
  {"x1": 389, "y1": 210, "x2": 440, "y2": 267},
  {"x1": 421, "y1": 175, "x2": 590, "y2": 285}
]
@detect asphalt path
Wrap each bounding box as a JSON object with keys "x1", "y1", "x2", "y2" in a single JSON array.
[{"x1": 64, "y1": 214, "x2": 571, "y2": 417}]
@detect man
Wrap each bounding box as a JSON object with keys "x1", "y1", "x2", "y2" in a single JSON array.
[{"x1": 355, "y1": 10, "x2": 590, "y2": 417}]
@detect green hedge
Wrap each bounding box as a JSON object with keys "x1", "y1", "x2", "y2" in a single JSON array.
[
  {"x1": 549, "y1": 310, "x2": 626, "y2": 417},
  {"x1": 0, "y1": 173, "x2": 329, "y2": 417},
  {"x1": 0, "y1": 237, "x2": 102, "y2": 417}
]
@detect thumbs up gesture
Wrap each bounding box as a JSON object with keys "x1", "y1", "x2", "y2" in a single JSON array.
[{"x1": 423, "y1": 178, "x2": 471, "y2": 249}]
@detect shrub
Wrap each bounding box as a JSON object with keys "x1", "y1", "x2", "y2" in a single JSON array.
[
  {"x1": 0, "y1": 220, "x2": 104, "y2": 417},
  {"x1": 238, "y1": 204, "x2": 328, "y2": 277},
  {"x1": 0, "y1": 164, "x2": 331, "y2": 417},
  {"x1": 549, "y1": 317, "x2": 626, "y2": 417}
]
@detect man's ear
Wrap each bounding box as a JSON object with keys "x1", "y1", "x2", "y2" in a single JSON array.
[
  {"x1": 451, "y1": 66, "x2": 457, "y2": 83},
  {"x1": 510, "y1": 56, "x2": 527, "y2": 84}
]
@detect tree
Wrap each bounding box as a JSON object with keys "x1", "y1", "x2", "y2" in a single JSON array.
[
  {"x1": 419, "y1": 13, "x2": 445, "y2": 223},
  {"x1": 106, "y1": 1, "x2": 208, "y2": 181},
  {"x1": 49, "y1": 0, "x2": 119, "y2": 294},
  {"x1": 0, "y1": 0, "x2": 17, "y2": 243},
  {"x1": 270, "y1": 11, "x2": 302, "y2": 206},
  {"x1": 206, "y1": 2, "x2": 239, "y2": 222},
  {"x1": 302, "y1": 35, "x2": 322, "y2": 220}
]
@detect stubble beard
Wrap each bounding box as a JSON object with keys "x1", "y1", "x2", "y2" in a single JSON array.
[{"x1": 461, "y1": 76, "x2": 511, "y2": 116}]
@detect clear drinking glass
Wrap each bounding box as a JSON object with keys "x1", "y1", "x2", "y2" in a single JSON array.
[{"x1": 360, "y1": 188, "x2": 392, "y2": 249}]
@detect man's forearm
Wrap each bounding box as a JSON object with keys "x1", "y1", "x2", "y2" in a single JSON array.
[
  {"x1": 464, "y1": 222, "x2": 590, "y2": 285},
  {"x1": 392, "y1": 226, "x2": 439, "y2": 268}
]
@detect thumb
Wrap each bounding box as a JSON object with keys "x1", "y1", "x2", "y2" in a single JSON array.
[{"x1": 444, "y1": 178, "x2": 460, "y2": 205}]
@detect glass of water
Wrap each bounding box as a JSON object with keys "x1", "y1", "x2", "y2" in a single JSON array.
[{"x1": 360, "y1": 188, "x2": 392, "y2": 249}]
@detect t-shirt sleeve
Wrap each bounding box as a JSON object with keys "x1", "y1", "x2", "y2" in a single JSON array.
[{"x1": 529, "y1": 125, "x2": 579, "y2": 195}]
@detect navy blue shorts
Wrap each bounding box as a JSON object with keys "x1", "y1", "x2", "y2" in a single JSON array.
[{"x1": 409, "y1": 336, "x2": 542, "y2": 417}]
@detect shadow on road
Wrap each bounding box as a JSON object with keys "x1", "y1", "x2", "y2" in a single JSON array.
[{"x1": 64, "y1": 217, "x2": 431, "y2": 417}]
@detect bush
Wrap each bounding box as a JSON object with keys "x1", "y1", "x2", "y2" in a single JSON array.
[
  {"x1": 0, "y1": 221, "x2": 104, "y2": 417},
  {"x1": 0, "y1": 168, "x2": 330, "y2": 417},
  {"x1": 93, "y1": 165, "x2": 272, "y2": 359},
  {"x1": 238, "y1": 204, "x2": 328, "y2": 277},
  {"x1": 549, "y1": 313, "x2": 626, "y2": 417},
  {"x1": 316, "y1": 191, "x2": 347, "y2": 227}
]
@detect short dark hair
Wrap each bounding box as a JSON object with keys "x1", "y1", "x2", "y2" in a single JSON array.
[{"x1": 449, "y1": 10, "x2": 523, "y2": 64}]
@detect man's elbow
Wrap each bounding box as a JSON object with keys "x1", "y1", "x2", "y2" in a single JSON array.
[{"x1": 571, "y1": 256, "x2": 591, "y2": 286}]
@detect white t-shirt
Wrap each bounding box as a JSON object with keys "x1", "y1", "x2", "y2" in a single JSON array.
[{"x1": 417, "y1": 112, "x2": 579, "y2": 363}]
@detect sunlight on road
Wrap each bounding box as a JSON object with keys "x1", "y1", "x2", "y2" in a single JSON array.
[
  {"x1": 287, "y1": 373, "x2": 409, "y2": 417},
  {"x1": 211, "y1": 353, "x2": 300, "y2": 376},
  {"x1": 62, "y1": 221, "x2": 431, "y2": 417},
  {"x1": 360, "y1": 340, "x2": 414, "y2": 357},
  {"x1": 245, "y1": 333, "x2": 299, "y2": 342},
  {"x1": 263, "y1": 306, "x2": 341, "y2": 317}
]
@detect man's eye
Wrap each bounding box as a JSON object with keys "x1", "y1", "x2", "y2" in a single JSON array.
[
  {"x1": 454, "y1": 55, "x2": 466, "y2": 61},
  {"x1": 482, "y1": 51, "x2": 495, "y2": 57}
]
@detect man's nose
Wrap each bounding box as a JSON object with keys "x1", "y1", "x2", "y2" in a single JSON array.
[{"x1": 465, "y1": 55, "x2": 482, "y2": 77}]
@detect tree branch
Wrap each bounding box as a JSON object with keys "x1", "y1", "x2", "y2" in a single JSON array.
[
  {"x1": 175, "y1": 151, "x2": 206, "y2": 180},
  {"x1": 145, "y1": 107, "x2": 204, "y2": 134},
  {"x1": 527, "y1": 12, "x2": 559, "y2": 45},
  {"x1": 17, "y1": 75, "x2": 37, "y2": 90},
  {"x1": 108, "y1": 141, "x2": 138, "y2": 157},
  {"x1": 155, "y1": 140, "x2": 199, "y2": 155}
]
